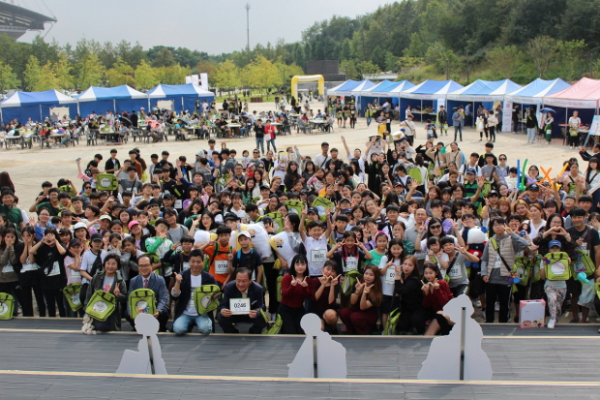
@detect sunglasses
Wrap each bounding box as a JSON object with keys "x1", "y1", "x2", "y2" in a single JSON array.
[
  {"x1": 430, "y1": 225, "x2": 442, "y2": 229},
  {"x1": 499, "y1": 158, "x2": 506, "y2": 161},
  {"x1": 84, "y1": 186, "x2": 91, "y2": 189}
]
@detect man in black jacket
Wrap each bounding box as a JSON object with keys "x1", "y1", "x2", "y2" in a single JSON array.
[
  {"x1": 218, "y1": 268, "x2": 266, "y2": 334},
  {"x1": 171, "y1": 250, "x2": 219, "y2": 335}
]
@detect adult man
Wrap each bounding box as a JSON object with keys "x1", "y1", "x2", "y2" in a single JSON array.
[
  {"x1": 579, "y1": 143, "x2": 600, "y2": 162},
  {"x1": 104, "y1": 149, "x2": 120, "y2": 174},
  {"x1": 128, "y1": 255, "x2": 169, "y2": 331},
  {"x1": 458, "y1": 153, "x2": 482, "y2": 178},
  {"x1": 314, "y1": 142, "x2": 331, "y2": 170},
  {"x1": 404, "y1": 208, "x2": 428, "y2": 268},
  {"x1": 399, "y1": 115, "x2": 417, "y2": 146},
  {"x1": 218, "y1": 268, "x2": 266, "y2": 334},
  {"x1": 30, "y1": 187, "x2": 63, "y2": 216},
  {"x1": 437, "y1": 105, "x2": 448, "y2": 136},
  {"x1": 341, "y1": 135, "x2": 365, "y2": 173},
  {"x1": 171, "y1": 249, "x2": 218, "y2": 335},
  {"x1": 254, "y1": 119, "x2": 265, "y2": 155},
  {"x1": 452, "y1": 107, "x2": 463, "y2": 142}
]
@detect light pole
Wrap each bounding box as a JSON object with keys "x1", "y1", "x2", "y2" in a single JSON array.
[
  {"x1": 445, "y1": 59, "x2": 449, "y2": 80},
  {"x1": 245, "y1": 3, "x2": 250, "y2": 52}
]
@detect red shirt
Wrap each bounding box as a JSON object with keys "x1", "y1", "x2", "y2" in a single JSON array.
[
  {"x1": 281, "y1": 274, "x2": 311, "y2": 308},
  {"x1": 422, "y1": 280, "x2": 453, "y2": 312}
]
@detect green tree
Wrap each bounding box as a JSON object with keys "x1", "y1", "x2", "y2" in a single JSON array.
[
  {"x1": 23, "y1": 55, "x2": 42, "y2": 91},
  {"x1": 404, "y1": 32, "x2": 427, "y2": 58},
  {"x1": 0, "y1": 61, "x2": 19, "y2": 92},
  {"x1": 246, "y1": 56, "x2": 280, "y2": 93},
  {"x1": 37, "y1": 62, "x2": 59, "y2": 91},
  {"x1": 486, "y1": 45, "x2": 521, "y2": 79},
  {"x1": 53, "y1": 52, "x2": 73, "y2": 90},
  {"x1": 527, "y1": 35, "x2": 557, "y2": 77},
  {"x1": 77, "y1": 53, "x2": 105, "y2": 89},
  {"x1": 559, "y1": 39, "x2": 585, "y2": 81},
  {"x1": 152, "y1": 47, "x2": 176, "y2": 67},
  {"x1": 104, "y1": 57, "x2": 135, "y2": 87},
  {"x1": 357, "y1": 60, "x2": 381, "y2": 78},
  {"x1": 384, "y1": 52, "x2": 399, "y2": 73},
  {"x1": 340, "y1": 59, "x2": 360, "y2": 80},
  {"x1": 154, "y1": 64, "x2": 190, "y2": 85},
  {"x1": 214, "y1": 59, "x2": 240, "y2": 89},
  {"x1": 134, "y1": 59, "x2": 157, "y2": 89}
]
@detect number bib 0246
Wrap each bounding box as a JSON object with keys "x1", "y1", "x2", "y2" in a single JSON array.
[{"x1": 230, "y1": 298, "x2": 250, "y2": 315}]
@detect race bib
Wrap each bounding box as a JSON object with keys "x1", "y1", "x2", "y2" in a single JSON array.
[
  {"x1": 230, "y1": 298, "x2": 250, "y2": 315},
  {"x1": 214, "y1": 260, "x2": 229, "y2": 274},
  {"x1": 3, "y1": 263, "x2": 14, "y2": 273},
  {"x1": 344, "y1": 257, "x2": 358, "y2": 272},
  {"x1": 21, "y1": 262, "x2": 38, "y2": 272},
  {"x1": 448, "y1": 266, "x2": 462, "y2": 279},
  {"x1": 384, "y1": 268, "x2": 396, "y2": 285},
  {"x1": 47, "y1": 261, "x2": 60, "y2": 277},
  {"x1": 70, "y1": 268, "x2": 81, "y2": 278},
  {"x1": 310, "y1": 249, "x2": 327, "y2": 264},
  {"x1": 182, "y1": 262, "x2": 190, "y2": 271},
  {"x1": 174, "y1": 199, "x2": 183, "y2": 209}
]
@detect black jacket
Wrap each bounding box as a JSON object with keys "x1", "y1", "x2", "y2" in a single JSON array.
[
  {"x1": 218, "y1": 280, "x2": 264, "y2": 312},
  {"x1": 173, "y1": 269, "x2": 217, "y2": 319}
]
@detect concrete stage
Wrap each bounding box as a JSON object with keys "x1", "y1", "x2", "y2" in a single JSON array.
[{"x1": 1, "y1": 318, "x2": 600, "y2": 399}]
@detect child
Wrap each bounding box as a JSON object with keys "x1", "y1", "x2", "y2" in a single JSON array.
[
  {"x1": 300, "y1": 207, "x2": 332, "y2": 277},
  {"x1": 540, "y1": 240, "x2": 570, "y2": 329},
  {"x1": 422, "y1": 262, "x2": 453, "y2": 315},
  {"x1": 330, "y1": 214, "x2": 349, "y2": 244},
  {"x1": 369, "y1": 232, "x2": 389, "y2": 273},
  {"x1": 120, "y1": 236, "x2": 144, "y2": 282},
  {"x1": 231, "y1": 231, "x2": 263, "y2": 285},
  {"x1": 198, "y1": 225, "x2": 234, "y2": 286},
  {"x1": 339, "y1": 264, "x2": 382, "y2": 334},
  {"x1": 379, "y1": 238, "x2": 404, "y2": 327},
  {"x1": 144, "y1": 219, "x2": 174, "y2": 279},
  {"x1": 164, "y1": 235, "x2": 195, "y2": 274},
  {"x1": 279, "y1": 254, "x2": 312, "y2": 334},
  {"x1": 440, "y1": 236, "x2": 478, "y2": 297}
]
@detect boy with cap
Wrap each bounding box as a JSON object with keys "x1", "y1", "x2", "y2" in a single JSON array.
[
  {"x1": 78, "y1": 233, "x2": 107, "y2": 305},
  {"x1": 231, "y1": 231, "x2": 263, "y2": 285}
]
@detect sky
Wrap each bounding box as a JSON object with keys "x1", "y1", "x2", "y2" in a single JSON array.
[{"x1": 15, "y1": 0, "x2": 394, "y2": 55}]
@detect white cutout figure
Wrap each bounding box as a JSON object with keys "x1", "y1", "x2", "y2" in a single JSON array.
[
  {"x1": 116, "y1": 314, "x2": 167, "y2": 375},
  {"x1": 288, "y1": 313, "x2": 347, "y2": 379},
  {"x1": 418, "y1": 294, "x2": 492, "y2": 381}
]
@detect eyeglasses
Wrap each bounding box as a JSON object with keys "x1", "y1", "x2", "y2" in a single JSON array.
[
  {"x1": 84, "y1": 186, "x2": 91, "y2": 189},
  {"x1": 430, "y1": 225, "x2": 442, "y2": 229}
]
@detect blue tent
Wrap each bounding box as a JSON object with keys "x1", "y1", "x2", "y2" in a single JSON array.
[
  {"x1": 397, "y1": 80, "x2": 464, "y2": 121},
  {"x1": 147, "y1": 83, "x2": 215, "y2": 113},
  {"x1": 506, "y1": 78, "x2": 571, "y2": 105},
  {"x1": 359, "y1": 80, "x2": 415, "y2": 115},
  {"x1": 327, "y1": 80, "x2": 361, "y2": 97},
  {"x1": 1, "y1": 89, "x2": 77, "y2": 123},
  {"x1": 76, "y1": 85, "x2": 148, "y2": 116}
]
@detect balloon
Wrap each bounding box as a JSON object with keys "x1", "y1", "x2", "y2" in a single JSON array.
[
  {"x1": 577, "y1": 272, "x2": 590, "y2": 284},
  {"x1": 518, "y1": 159, "x2": 529, "y2": 191},
  {"x1": 513, "y1": 277, "x2": 520, "y2": 284}
]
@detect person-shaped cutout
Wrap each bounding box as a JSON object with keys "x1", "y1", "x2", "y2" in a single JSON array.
[
  {"x1": 288, "y1": 313, "x2": 347, "y2": 379},
  {"x1": 116, "y1": 313, "x2": 167, "y2": 375},
  {"x1": 418, "y1": 294, "x2": 492, "y2": 381}
]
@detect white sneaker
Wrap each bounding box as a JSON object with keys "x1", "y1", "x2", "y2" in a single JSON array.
[
  {"x1": 548, "y1": 318, "x2": 556, "y2": 329},
  {"x1": 494, "y1": 303, "x2": 500, "y2": 311}
]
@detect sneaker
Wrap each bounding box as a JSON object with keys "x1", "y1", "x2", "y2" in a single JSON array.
[
  {"x1": 548, "y1": 318, "x2": 556, "y2": 329},
  {"x1": 495, "y1": 303, "x2": 500, "y2": 312}
]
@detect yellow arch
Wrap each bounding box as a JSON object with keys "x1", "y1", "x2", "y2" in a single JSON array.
[{"x1": 291, "y1": 75, "x2": 324, "y2": 99}]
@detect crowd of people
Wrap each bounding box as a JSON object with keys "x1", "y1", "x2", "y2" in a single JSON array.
[{"x1": 0, "y1": 100, "x2": 599, "y2": 337}]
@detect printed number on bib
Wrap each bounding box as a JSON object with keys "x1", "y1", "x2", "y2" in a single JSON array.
[
  {"x1": 448, "y1": 266, "x2": 462, "y2": 279},
  {"x1": 310, "y1": 249, "x2": 327, "y2": 264},
  {"x1": 183, "y1": 262, "x2": 190, "y2": 271},
  {"x1": 174, "y1": 199, "x2": 183, "y2": 209},
  {"x1": 214, "y1": 260, "x2": 229, "y2": 274},
  {"x1": 230, "y1": 298, "x2": 250, "y2": 315},
  {"x1": 385, "y1": 269, "x2": 396, "y2": 284},
  {"x1": 344, "y1": 257, "x2": 358, "y2": 272},
  {"x1": 47, "y1": 261, "x2": 60, "y2": 277}
]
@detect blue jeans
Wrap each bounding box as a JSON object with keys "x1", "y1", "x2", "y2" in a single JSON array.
[
  {"x1": 267, "y1": 139, "x2": 277, "y2": 153},
  {"x1": 256, "y1": 137, "x2": 265, "y2": 154},
  {"x1": 173, "y1": 313, "x2": 212, "y2": 335},
  {"x1": 366, "y1": 116, "x2": 372, "y2": 127}
]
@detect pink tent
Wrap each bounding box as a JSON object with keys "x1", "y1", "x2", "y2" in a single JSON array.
[{"x1": 543, "y1": 78, "x2": 600, "y2": 108}]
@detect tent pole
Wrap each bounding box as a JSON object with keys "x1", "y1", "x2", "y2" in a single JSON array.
[{"x1": 39, "y1": 105, "x2": 42, "y2": 122}]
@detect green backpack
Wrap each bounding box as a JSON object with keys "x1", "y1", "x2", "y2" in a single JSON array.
[
  {"x1": 85, "y1": 290, "x2": 117, "y2": 322},
  {"x1": 129, "y1": 288, "x2": 157, "y2": 319},
  {"x1": 544, "y1": 252, "x2": 571, "y2": 281},
  {"x1": 260, "y1": 309, "x2": 283, "y2": 335},
  {"x1": 0, "y1": 292, "x2": 14, "y2": 321},
  {"x1": 408, "y1": 168, "x2": 423, "y2": 184},
  {"x1": 285, "y1": 200, "x2": 305, "y2": 216},
  {"x1": 342, "y1": 270, "x2": 363, "y2": 296},
  {"x1": 513, "y1": 256, "x2": 532, "y2": 286},
  {"x1": 63, "y1": 283, "x2": 83, "y2": 312},
  {"x1": 257, "y1": 212, "x2": 284, "y2": 233},
  {"x1": 193, "y1": 284, "x2": 221, "y2": 314},
  {"x1": 382, "y1": 308, "x2": 401, "y2": 336},
  {"x1": 276, "y1": 275, "x2": 283, "y2": 303},
  {"x1": 312, "y1": 197, "x2": 335, "y2": 222},
  {"x1": 531, "y1": 255, "x2": 543, "y2": 283},
  {"x1": 96, "y1": 173, "x2": 118, "y2": 191},
  {"x1": 571, "y1": 249, "x2": 595, "y2": 277},
  {"x1": 595, "y1": 282, "x2": 600, "y2": 299}
]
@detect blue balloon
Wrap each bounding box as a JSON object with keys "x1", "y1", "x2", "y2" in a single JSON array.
[
  {"x1": 513, "y1": 277, "x2": 520, "y2": 284},
  {"x1": 577, "y1": 272, "x2": 590, "y2": 284}
]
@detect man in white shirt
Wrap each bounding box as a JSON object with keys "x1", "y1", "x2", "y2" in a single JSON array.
[
  {"x1": 399, "y1": 115, "x2": 417, "y2": 146},
  {"x1": 314, "y1": 142, "x2": 331, "y2": 170},
  {"x1": 458, "y1": 153, "x2": 482, "y2": 178}
]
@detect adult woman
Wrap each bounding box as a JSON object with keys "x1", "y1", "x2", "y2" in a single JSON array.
[
  {"x1": 264, "y1": 120, "x2": 277, "y2": 153},
  {"x1": 119, "y1": 210, "x2": 132, "y2": 234},
  {"x1": 364, "y1": 153, "x2": 383, "y2": 194},
  {"x1": 544, "y1": 112, "x2": 554, "y2": 144},
  {"x1": 526, "y1": 203, "x2": 547, "y2": 240},
  {"x1": 394, "y1": 255, "x2": 427, "y2": 334},
  {"x1": 252, "y1": 169, "x2": 269, "y2": 199},
  {"x1": 302, "y1": 161, "x2": 316, "y2": 182},
  {"x1": 306, "y1": 167, "x2": 325, "y2": 193},
  {"x1": 84, "y1": 253, "x2": 127, "y2": 331},
  {"x1": 284, "y1": 161, "x2": 303, "y2": 192},
  {"x1": 423, "y1": 186, "x2": 442, "y2": 217},
  {"x1": 525, "y1": 165, "x2": 541, "y2": 186},
  {"x1": 480, "y1": 218, "x2": 528, "y2": 323},
  {"x1": 16, "y1": 226, "x2": 45, "y2": 316},
  {"x1": 525, "y1": 108, "x2": 538, "y2": 144},
  {"x1": 415, "y1": 217, "x2": 464, "y2": 254},
  {"x1": 512, "y1": 199, "x2": 530, "y2": 220},
  {"x1": 340, "y1": 265, "x2": 382, "y2": 334},
  {"x1": 241, "y1": 177, "x2": 257, "y2": 206},
  {"x1": 561, "y1": 160, "x2": 584, "y2": 196},
  {"x1": 180, "y1": 199, "x2": 205, "y2": 226},
  {"x1": 0, "y1": 228, "x2": 20, "y2": 317},
  {"x1": 31, "y1": 227, "x2": 67, "y2": 317},
  {"x1": 279, "y1": 254, "x2": 311, "y2": 334},
  {"x1": 0, "y1": 171, "x2": 15, "y2": 192},
  {"x1": 34, "y1": 209, "x2": 55, "y2": 241},
  {"x1": 586, "y1": 158, "x2": 600, "y2": 212}
]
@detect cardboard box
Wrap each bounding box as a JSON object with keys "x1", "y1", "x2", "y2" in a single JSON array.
[{"x1": 519, "y1": 299, "x2": 546, "y2": 328}]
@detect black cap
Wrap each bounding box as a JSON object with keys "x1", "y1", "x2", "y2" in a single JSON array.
[
  {"x1": 307, "y1": 207, "x2": 319, "y2": 214},
  {"x1": 69, "y1": 238, "x2": 82, "y2": 247},
  {"x1": 223, "y1": 213, "x2": 240, "y2": 222},
  {"x1": 487, "y1": 190, "x2": 500, "y2": 197},
  {"x1": 91, "y1": 233, "x2": 103, "y2": 242},
  {"x1": 259, "y1": 185, "x2": 270, "y2": 191},
  {"x1": 527, "y1": 183, "x2": 540, "y2": 191}
]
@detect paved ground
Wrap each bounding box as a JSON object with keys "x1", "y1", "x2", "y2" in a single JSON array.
[
  {"x1": 1, "y1": 324, "x2": 600, "y2": 399},
  {"x1": 1, "y1": 100, "x2": 582, "y2": 209}
]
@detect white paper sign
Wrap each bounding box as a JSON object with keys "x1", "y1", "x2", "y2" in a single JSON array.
[{"x1": 230, "y1": 298, "x2": 250, "y2": 315}]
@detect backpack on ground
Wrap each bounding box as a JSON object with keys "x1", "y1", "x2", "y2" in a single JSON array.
[
  {"x1": 342, "y1": 270, "x2": 363, "y2": 296},
  {"x1": 63, "y1": 283, "x2": 83, "y2": 312},
  {"x1": 85, "y1": 290, "x2": 116, "y2": 322},
  {"x1": 128, "y1": 288, "x2": 157, "y2": 319},
  {"x1": 382, "y1": 308, "x2": 400, "y2": 336},
  {"x1": 0, "y1": 292, "x2": 14, "y2": 321},
  {"x1": 260, "y1": 309, "x2": 282, "y2": 334},
  {"x1": 193, "y1": 284, "x2": 221, "y2": 314}
]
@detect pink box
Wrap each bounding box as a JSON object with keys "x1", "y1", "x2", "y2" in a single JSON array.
[{"x1": 519, "y1": 300, "x2": 546, "y2": 328}]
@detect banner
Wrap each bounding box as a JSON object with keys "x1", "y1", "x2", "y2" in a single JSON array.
[
  {"x1": 200, "y1": 73, "x2": 209, "y2": 90},
  {"x1": 502, "y1": 100, "x2": 513, "y2": 132}
]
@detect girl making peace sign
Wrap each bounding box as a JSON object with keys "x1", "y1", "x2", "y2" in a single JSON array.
[{"x1": 339, "y1": 264, "x2": 382, "y2": 334}]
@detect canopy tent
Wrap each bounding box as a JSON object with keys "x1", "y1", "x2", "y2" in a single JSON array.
[
  {"x1": 328, "y1": 80, "x2": 375, "y2": 97},
  {"x1": 76, "y1": 85, "x2": 148, "y2": 116},
  {"x1": 147, "y1": 83, "x2": 215, "y2": 113},
  {"x1": 326, "y1": 80, "x2": 360, "y2": 97},
  {"x1": 446, "y1": 79, "x2": 522, "y2": 101},
  {"x1": 359, "y1": 80, "x2": 415, "y2": 115},
  {"x1": 396, "y1": 80, "x2": 464, "y2": 121},
  {"x1": 506, "y1": 78, "x2": 571, "y2": 105},
  {"x1": 1, "y1": 89, "x2": 77, "y2": 123},
  {"x1": 543, "y1": 78, "x2": 600, "y2": 109}
]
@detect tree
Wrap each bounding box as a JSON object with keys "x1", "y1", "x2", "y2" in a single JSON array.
[
  {"x1": 558, "y1": 39, "x2": 585, "y2": 81},
  {"x1": 357, "y1": 61, "x2": 381, "y2": 78},
  {"x1": 154, "y1": 63, "x2": 190, "y2": 85},
  {"x1": 104, "y1": 57, "x2": 135, "y2": 87},
  {"x1": 23, "y1": 55, "x2": 42, "y2": 91},
  {"x1": 246, "y1": 56, "x2": 280, "y2": 93},
  {"x1": 527, "y1": 35, "x2": 557, "y2": 78},
  {"x1": 486, "y1": 45, "x2": 521, "y2": 78},
  {"x1": 384, "y1": 52, "x2": 399, "y2": 73},
  {"x1": 77, "y1": 53, "x2": 104, "y2": 89},
  {"x1": 213, "y1": 59, "x2": 240, "y2": 89},
  {"x1": 152, "y1": 47, "x2": 176, "y2": 67},
  {"x1": 0, "y1": 61, "x2": 19, "y2": 92},
  {"x1": 37, "y1": 62, "x2": 59, "y2": 91},
  {"x1": 340, "y1": 59, "x2": 360, "y2": 80},
  {"x1": 134, "y1": 59, "x2": 157, "y2": 89},
  {"x1": 404, "y1": 32, "x2": 427, "y2": 58},
  {"x1": 425, "y1": 42, "x2": 460, "y2": 75},
  {"x1": 53, "y1": 52, "x2": 73, "y2": 90}
]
